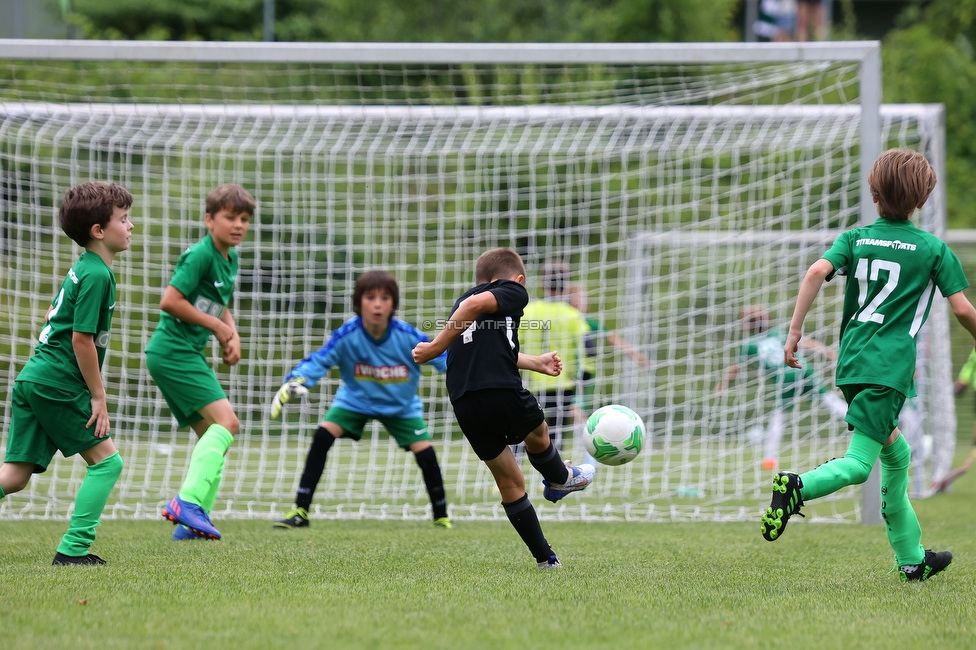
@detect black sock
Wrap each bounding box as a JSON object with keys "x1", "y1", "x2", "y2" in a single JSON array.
[
  {"x1": 527, "y1": 443, "x2": 570, "y2": 484},
  {"x1": 503, "y1": 494, "x2": 553, "y2": 563},
  {"x1": 295, "y1": 426, "x2": 335, "y2": 511},
  {"x1": 414, "y1": 446, "x2": 449, "y2": 520}
]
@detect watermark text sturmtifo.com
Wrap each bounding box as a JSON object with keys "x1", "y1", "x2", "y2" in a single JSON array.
[{"x1": 420, "y1": 319, "x2": 551, "y2": 331}]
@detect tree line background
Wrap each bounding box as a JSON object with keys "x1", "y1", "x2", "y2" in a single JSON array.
[{"x1": 51, "y1": 0, "x2": 976, "y2": 227}]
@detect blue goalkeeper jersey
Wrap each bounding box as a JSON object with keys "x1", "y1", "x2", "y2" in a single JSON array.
[{"x1": 285, "y1": 316, "x2": 447, "y2": 419}]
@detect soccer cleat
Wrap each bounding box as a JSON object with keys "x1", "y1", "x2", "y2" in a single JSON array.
[
  {"x1": 273, "y1": 507, "x2": 310, "y2": 529},
  {"x1": 172, "y1": 524, "x2": 202, "y2": 541},
  {"x1": 899, "y1": 550, "x2": 953, "y2": 582},
  {"x1": 52, "y1": 552, "x2": 106, "y2": 566},
  {"x1": 163, "y1": 495, "x2": 221, "y2": 540},
  {"x1": 542, "y1": 461, "x2": 596, "y2": 503},
  {"x1": 761, "y1": 472, "x2": 804, "y2": 541},
  {"x1": 433, "y1": 517, "x2": 453, "y2": 529},
  {"x1": 537, "y1": 555, "x2": 563, "y2": 569}
]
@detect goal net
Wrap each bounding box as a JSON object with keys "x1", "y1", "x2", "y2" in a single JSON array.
[{"x1": 0, "y1": 41, "x2": 954, "y2": 524}]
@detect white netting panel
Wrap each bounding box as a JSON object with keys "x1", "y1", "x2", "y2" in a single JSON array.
[{"x1": 1, "y1": 45, "x2": 948, "y2": 523}]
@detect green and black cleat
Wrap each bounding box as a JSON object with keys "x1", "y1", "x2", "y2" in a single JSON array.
[
  {"x1": 761, "y1": 472, "x2": 804, "y2": 541},
  {"x1": 899, "y1": 550, "x2": 952, "y2": 582}
]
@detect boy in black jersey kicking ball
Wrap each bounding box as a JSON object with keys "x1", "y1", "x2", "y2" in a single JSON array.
[{"x1": 413, "y1": 248, "x2": 595, "y2": 569}]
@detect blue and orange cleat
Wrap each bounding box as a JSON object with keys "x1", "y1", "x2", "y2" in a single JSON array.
[
  {"x1": 163, "y1": 495, "x2": 221, "y2": 540},
  {"x1": 172, "y1": 524, "x2": 202, "y2": 541}
]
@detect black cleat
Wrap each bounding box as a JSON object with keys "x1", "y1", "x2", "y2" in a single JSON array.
[
  {"x1": 761, "y1": 472, "x2": 804, "y2": 541},
  {"x1": 52, "y1": 552, "x2": 106, "y2": 566},
  {"x1": 899, "y1": 550, "x2": 952, "y2": 582}
]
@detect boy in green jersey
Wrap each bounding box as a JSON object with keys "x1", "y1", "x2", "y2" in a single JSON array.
[
  {"x1": 717, "y1": 305, "x2": 848, "y2": 472},
  {"x1": 147, "y1": 184, "x2": 255, "y2": 540},
  {"x1": 765, "y1": 149, "x2": 976, "y2": 582},
  {"x1": 0, "y1": 182, "x2": 133, "y2": 565}
]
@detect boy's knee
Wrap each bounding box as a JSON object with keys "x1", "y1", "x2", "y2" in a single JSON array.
[
  {"x1": 880, "y1": 435, "x2": 911, "y2": 471},
  {"x1": 95, "y1": 452, "x2": 124, "y2": 479},
  {"x1": 0, "y1": 463, "x2": 35, "y2": 494},
  {"x1": 843, "y1": 456, "x2": 874, "y2": 485},
  {"x1": 413, "y1": 445, "x2": 438, "y2": 467},
  {"x1": 213, "y1": 415, "x2": 240, "y2": 436},
  {"x1": 1, "y1": 474, "x2": 30, "y2": 495}
]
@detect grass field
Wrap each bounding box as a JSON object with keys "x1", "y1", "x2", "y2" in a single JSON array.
[{"x1": 2, "y1": 447, "x2": 975, "y2": 650}]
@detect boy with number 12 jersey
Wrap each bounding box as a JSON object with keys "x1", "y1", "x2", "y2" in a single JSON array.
[
  {"x1": 270, "y1": 270, "x2": 453, "y2": 529},
  {"x1": 766, "y1": 149, "x2": 976, "y2": 582}
]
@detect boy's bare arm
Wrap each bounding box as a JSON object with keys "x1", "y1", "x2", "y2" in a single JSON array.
[
  {"x1": 715, "y1": 363, "x2": 739, "y2": 392},
  {"x1": 412, "y1": 291, "x2": 498, "y2": 363},
  {"x1": 948, "y1": 291, "x2": 976, "y2": 348},
  {"x1": 785, "y1": 258, "x2": 834, "y2": 368},
  {"x1": 159, "y1": 285, "x2": 235, "y2": 346},
  {"x1": 72, "y1": 331, "x2": 110, "y2": 438}
]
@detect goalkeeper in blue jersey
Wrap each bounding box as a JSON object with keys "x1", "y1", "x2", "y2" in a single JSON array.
[{"x1": 270, "y1": 270, "x2": 452, "y2": 529}]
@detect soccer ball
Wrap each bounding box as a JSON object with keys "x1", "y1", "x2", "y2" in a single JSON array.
[{"x1": 583, "y1": 405, "x2": 645, "y2": 466}]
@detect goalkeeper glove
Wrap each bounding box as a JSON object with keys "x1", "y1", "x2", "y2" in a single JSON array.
[{"x1": 270, "y1": 377, "x2": 309, "y2": 419}]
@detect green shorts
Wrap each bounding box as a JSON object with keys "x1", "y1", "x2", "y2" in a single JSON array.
[
  {"x1": 6, "y1": 380, "x2": 111, "y2": 473},
  {"x1": 840, "y1": 384, "x2": 906, "y2": 445},
  {"x1": 146, "y1": 350, "x2": 226, "y2": 428},
  {"x1": 324, "y1": 407, "x2": 431, "y2": 449}
]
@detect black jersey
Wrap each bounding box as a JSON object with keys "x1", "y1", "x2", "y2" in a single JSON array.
[{"x1": 445, "y1": 279, "x2": 528, "y2": 401}]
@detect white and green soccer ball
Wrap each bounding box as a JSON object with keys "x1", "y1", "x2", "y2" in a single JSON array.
[{"x1": 583, "y1": 405, "x2": 645, "y2": 466}]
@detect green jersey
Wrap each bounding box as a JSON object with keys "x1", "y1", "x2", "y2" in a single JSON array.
[
  {"x1": 146, "y1": 234, "x2": 237, "y2": 356},
  {"x1": 822, "y1": 218, "x2": 969, "y2": 396},
  {"x1": 743, "y1": 329, "x2": 815, "y2": 385},
  {"x1": 520, "y1": 299, "x2": 588, "y2": 392},
  {"x1": 17, "y1": 251, "x2": 116, "y2": 390}
]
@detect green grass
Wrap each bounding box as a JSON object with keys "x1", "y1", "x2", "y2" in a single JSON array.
[{"x1": 3, "y1": 447, "x2": 976, "y2": 649}]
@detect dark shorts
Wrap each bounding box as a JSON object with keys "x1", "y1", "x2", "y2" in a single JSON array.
[
  {"x1": 840, "y1": 384, "x2": 906, "y2": 445},
  {"x1": 451, "y1": 388, "x2": 545, "y2": 461}
]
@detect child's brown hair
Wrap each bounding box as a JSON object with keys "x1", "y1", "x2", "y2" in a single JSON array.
[
  {"x1": 475, "y1": 248, "x2": 526, "y2": 284},
  {"x1": 206, "y1": 183, "x2": 256, "y2": 217},
  {"x1": 352, "y1": 270, "x2": 399, "y2": 316},
  {"x1": 868, "y1": 149, "x2": 936, "y2": 221},
  {"x1": 60, "y1": 182, "x2": 134, "y2": 247}
]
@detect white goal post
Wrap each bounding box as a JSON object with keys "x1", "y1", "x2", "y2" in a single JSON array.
[{"x1": 0, "y1": 40, "x2": 954, "y2": 525}]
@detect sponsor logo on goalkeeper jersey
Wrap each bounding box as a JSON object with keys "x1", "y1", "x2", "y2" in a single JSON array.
[{"x1": 354, "y1": 363, "x2": 409, "y2": 383}]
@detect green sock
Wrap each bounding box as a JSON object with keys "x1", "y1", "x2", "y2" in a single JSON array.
[
  {"x1": 0, "y1": 484, "x2": 6, "y2": 499},
  {"x1": 800, "y1": 432, "x2": 881, "y2": 501},
  {"x1": 880, "y1": 434, "x2": 925, "y2": 566},
  {"x1": 200, "y1": 466, "x2": 223, "y2": 515},
  {"x1": 56, "y1": 453, "x2": 123, "y2": 557},
  {"x1": 179, "y1": 424, "x2": 233, "y2": 507}
]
